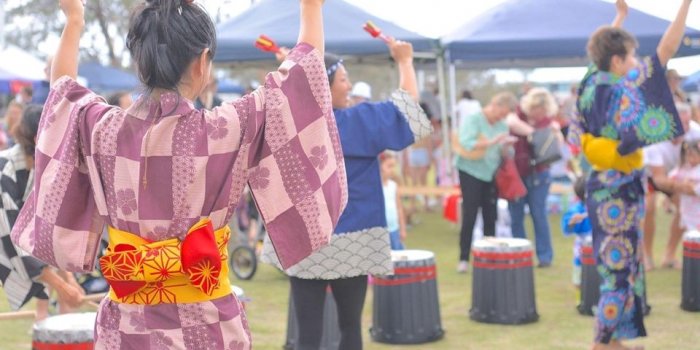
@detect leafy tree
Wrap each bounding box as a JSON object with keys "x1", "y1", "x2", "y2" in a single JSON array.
[{"x1": 5, "y1": 0, "x2": 137, "y2": 67}]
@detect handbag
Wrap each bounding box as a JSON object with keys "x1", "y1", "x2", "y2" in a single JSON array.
[
  {"x1": 495, "y1": 157, "x2": 527, "y2": 201},
  {"x1": 528, "y1": 128, "x2": 562, "y2": 166}
]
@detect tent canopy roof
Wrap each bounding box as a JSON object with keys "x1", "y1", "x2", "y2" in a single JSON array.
[
  {"x1": 78, "y1": 62, "x2": 139, "y2": 93},
  {"x1": 215, "y1": 0, "x2": 437, "y2": 62},
  {"x1": 442, "y1": 0, "x2": 700, "y2": 67}
]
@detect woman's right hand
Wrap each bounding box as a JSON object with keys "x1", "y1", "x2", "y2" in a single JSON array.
[{"x1": 59, "y1": 0, "x2": 85, "y2": 22}]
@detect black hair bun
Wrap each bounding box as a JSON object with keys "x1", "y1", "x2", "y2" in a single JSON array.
[{"x1": 144, "y1": 0, "x2": 190, "y2": 8}]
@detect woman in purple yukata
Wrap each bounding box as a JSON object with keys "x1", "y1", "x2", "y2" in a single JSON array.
[
  {"x1": 262, "y1": 39, "x2": 432, "y2": 349},
  {"x1": 11, "y1": 0, "x2": 347, "y2": 349},
  {"x1": 569, "y1": 1, "x2": 694, "y2": 349}
]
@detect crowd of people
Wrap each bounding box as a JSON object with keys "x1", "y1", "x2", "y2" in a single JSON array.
[{"x1": 0, "y1": 0, "x2": 697, "y2": 349}]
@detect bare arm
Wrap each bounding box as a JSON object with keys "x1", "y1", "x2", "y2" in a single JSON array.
[
  {"x1": 298, "y1": 0, "x2": 325, "y2": 55},
  {"x1": 505, "y1": 113, "x2": 534, "y2": 136},
  {"x1": 396, "y1": 191, "x2": 407, "y2": 241},
  {"x1": 611, "y1": 0, "x2": 628, "y2": 28},
  {"x1": 451, "y1": 132, "x2": 496, "y2": 160},
  {"x1": 650, "y1": 165, "x2": 696, "y2": 195},
  {"x1": 389, "y1": 39, "x2": 419, "y2": 101},
  {"x1": 52, "y1": 0, "x2": 85, "y2": 85},
  {"x1": 37, "y1": 267, "x2": 84, "y2": 308},
  {"x1": 452, "y1": 132, "x2": 501, "y2": 153},
  {"x1": 657, "y1": 0, "x2": 693, "y2": 66}
]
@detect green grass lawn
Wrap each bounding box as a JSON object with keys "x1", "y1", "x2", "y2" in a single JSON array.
[{"x1": 1, "y1": 209, "x2": 698, "y2": 349}]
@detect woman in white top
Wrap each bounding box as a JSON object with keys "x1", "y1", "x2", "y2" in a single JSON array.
[{"x1": 643, "y1": 103, "x2": 700, "y2": 269}]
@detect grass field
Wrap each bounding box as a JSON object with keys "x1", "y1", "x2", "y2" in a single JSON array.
[{"x1": 1, "y1": 208, "x2": 698, "y2": 349}]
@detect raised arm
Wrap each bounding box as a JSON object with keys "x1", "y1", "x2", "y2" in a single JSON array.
[
  {"x1": 611, "y1": 0, "x2": 628, "y2": 28},
  {"x1": 389, "y1": 39, "x2": 419, "y2": 101},
  {"x1": 657, "y1": 0, "x2": 693, "y2": 66},
  {"x1": 52, "y1": 0, "x2": 85, "y2": 85},
  {"x1": 298, "y1": 0, "x2": 325, "y2": 55}
]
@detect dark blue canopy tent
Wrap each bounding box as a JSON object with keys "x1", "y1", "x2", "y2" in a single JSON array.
[
  {"x1": 441, "y1": 0, "x2": 700, "y2": 68},
  {"x1": 78, "y1": 62, "x2": 139, "y2": 93},
  {"x1": 683, "y1": 70, "x2": 700, "y2": 92},
  {"x1": 214, "y1": 0, "x2": 437, "y2": 62}
]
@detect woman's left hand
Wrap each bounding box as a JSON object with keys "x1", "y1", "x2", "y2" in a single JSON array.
[
  {"x1": 59, "y1": 0, "x2": 85, "y2": 22},
  {"x1": 275, "y1": 47, "x2": 291, "y2": 62},
  {"x1": 388, "y1": 38, "x2": 414, "y2": 64},
  {"x1": 616, "y1": 0, "x2": 629, "y2": 18}
]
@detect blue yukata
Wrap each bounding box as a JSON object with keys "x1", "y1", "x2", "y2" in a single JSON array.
[
  {"x1": 262, "y1": 90, "x2": 431, "y2": 279},
  {"x1": 570, "y1": 54, "x2": 682, "y2": 343}
]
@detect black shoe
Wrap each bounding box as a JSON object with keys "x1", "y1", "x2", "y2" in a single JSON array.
[{"x1": 537, "y1": 262, "x2": 551, "y2": 268}]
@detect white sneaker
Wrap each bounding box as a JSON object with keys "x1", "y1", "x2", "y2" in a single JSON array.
[{"x1": 457, "y1": 260, "x2": 469, "y2": 273}]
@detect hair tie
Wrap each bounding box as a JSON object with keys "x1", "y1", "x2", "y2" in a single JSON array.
[{"x1": 178, "y1": 0, "x2": 194, "y2": 15}]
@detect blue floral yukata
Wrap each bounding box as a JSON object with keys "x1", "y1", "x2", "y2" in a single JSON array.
[{"x1": 571, "y1": 54, "x2": 682, "y2": 343}]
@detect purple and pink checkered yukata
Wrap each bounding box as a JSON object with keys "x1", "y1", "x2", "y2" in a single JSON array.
[{"x1": 11, "y1": 43, "x2": 347, "y2": 350}]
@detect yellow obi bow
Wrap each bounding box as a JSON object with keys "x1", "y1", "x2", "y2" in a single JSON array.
[
  {"x1": 100, "y1": 219, "x2": 231, "y2": 305},
  {"x1": 580, "y1": 133, "x2": 643, "y2": 174}
]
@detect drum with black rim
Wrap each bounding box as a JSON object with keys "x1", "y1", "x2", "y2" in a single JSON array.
[
  {"x1": 470, "y1": 238, "x2": 538, "y2": 324},
  {"x1": 370, "y1": 250, "x2": 443, "y2": 344}
]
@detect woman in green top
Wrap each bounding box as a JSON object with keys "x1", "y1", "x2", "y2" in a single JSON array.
[{"x1": 453, "y1": 92, "x2": 518, "y2": 273}]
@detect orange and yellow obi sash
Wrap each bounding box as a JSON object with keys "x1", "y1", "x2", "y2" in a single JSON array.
[
  {"x1": 580, "y1": 133, "x2": 643, "y2": 174},
  {"x1": 100, "y1": 219, "x2": 231, "y2": 305}
]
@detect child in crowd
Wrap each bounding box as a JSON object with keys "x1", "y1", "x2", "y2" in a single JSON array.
[
  {"x1": 381, "y1": 152, "x2": 408, "y2": 250},
  {"x1": 670, "y1": 141, "x2": 700, "y2": 231},
  {"x1": 561, "y1": 177, "x2": 591, "y2": 289}
]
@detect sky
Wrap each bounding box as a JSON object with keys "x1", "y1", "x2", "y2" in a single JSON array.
[{"x1": 202, "y1": 0, "x2": 700, "y2": 83}]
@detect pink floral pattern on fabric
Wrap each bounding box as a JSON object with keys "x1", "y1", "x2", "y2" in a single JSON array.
[
  {"x1": 207, "y1": 117, "x2": 229, "y2": 140},
  {"x1": 248, "y1": 167, "x2": 270, "y2": 190},
  {"x1": 128, "y1": 311, "x2": 146, "y2": 332},
  {"x1": 116, "y1": 189, "x2": 138, "y2": 216},
  {"x1": 309, "y1": 145, "x2": 328, "y2": 170},
  {"x1": 150, "y1": 331, "x2": 174, "y2": 349},
  {"x1": 146, "y1": 226, "x2": 169, "y2": 242}
]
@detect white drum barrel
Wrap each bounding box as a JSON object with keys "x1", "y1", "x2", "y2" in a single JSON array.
[{"x1": 32, "y1": 312, "x2": 96, "y2": 350}]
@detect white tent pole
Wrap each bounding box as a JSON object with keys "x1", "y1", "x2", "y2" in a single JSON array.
[
  {"x1": 448, "y1": 61, "x2": 457, "y2": 138},
  {"x1": 436, "y1": 52, "x2": 451, "y2": 176},
  {"x1": 417, "y1": 70, "x2": 425, "y2": 92}
]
